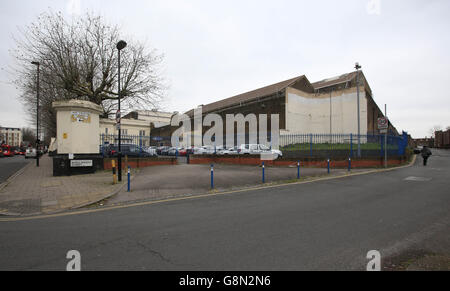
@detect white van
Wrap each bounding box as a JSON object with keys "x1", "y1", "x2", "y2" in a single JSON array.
[{"x1": 238, "y1": 144, "x2": 283, "y2": 158}]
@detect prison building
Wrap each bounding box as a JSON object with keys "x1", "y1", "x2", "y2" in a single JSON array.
[{"x1": 150, "y1": 71, "x2": 398, "y2": 146}]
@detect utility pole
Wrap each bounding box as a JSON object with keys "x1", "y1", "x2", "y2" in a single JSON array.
[
  {"x1": 385, "y1": 104, "x2": 388, "y2": 168},
  {"x1": 31, "y1": 61, "x2": 40, "y2": 167},
  {"x1": 329, "y1": 88, "x2": 333, "y2": 144},
  {"x1": 355, "y1": 62, "x2": 362, "y2": 158},
  {"x1": 116, "y1": 40, "x2": 127, "y2": 182}
]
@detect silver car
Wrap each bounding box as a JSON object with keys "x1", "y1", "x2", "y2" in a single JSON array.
[{"x1": 25, "y1": 148, "x2": 37, "y2": 159}]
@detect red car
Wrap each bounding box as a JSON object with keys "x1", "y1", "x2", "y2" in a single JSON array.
[{"x1": 1, "y1": 145, "x2": 15, "y2": 157}]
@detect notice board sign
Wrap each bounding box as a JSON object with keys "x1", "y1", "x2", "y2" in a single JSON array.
[
  {"x1": 71, "y1": 112, "x2": 91, "y2": 123},
  {"x1": 70, "y1": 160, "x2": 93, "y2": 168}
]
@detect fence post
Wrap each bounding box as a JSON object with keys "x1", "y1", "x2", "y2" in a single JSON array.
[
  {"x1": 262, "y1": 162, "x2": 265, "y2": 183},
  {"x1": 297, "y1": 161, "x2": 300, "y2": 179},
  {"x1": 101, "y1": 134, "x2": 104, "y2": 157},
  {"x1": 211, "y1": 164, "x2": 214, "y2": 189},
  {"x1": 350, "y1": 133, "x2": 353, "y2": 158},
  {"x1": 127, "y1": 166, "x2": 131, "y2": 192},
  {"x1": 310, "y1": 134, "x2": 313, "y2": 157}
]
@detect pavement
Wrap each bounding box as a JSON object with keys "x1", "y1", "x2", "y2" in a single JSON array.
[
  {"x1": 0, "y1": 150, "x2": 448, "y2": 271},
  {"x1": 0, "y1": 155, "x2": 127, "y2": 216}
]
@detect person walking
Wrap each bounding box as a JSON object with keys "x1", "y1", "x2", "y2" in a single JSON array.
[{"x1": 421, "y1": 145, "x2": 432, "y2": 166}]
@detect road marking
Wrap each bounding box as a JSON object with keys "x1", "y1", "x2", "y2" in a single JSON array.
[{"x1": 0, "y1": 156, "x2": 417, "y2": 222}]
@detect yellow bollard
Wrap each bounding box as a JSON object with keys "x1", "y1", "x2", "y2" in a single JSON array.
[{"x1": 112, "y1": 160, "x2": 117, "y2": 184}]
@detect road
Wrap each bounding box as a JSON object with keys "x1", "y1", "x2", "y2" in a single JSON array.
[
  {"x1": 0, "y1": 150, "x2": 449, "y2": 271},
  {"x1": 0, "y1": 155, "x2": 30, "y2": 184}
]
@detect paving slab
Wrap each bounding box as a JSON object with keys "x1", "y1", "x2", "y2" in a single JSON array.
[{"x1": 0, "y1": 155, "x2": 127, "y2": 216}]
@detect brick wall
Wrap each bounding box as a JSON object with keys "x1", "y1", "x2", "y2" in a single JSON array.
[
  {"x1": 103, "y1": 157, "x2": 177, "y2": 170},
  {"x1": 189, "y1": 155, "x2": 407, "y2": 168}
]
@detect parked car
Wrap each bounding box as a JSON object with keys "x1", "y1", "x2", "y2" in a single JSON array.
[
  {"x1": 25, "y1": 147, "x2": 37, "y2": 159},
  {"x1": 217, "y1": 146, "x2": 239, "y2": 155},
  {"x1": 178, "y1": 148, "x2": 187, "y2": 156},
  {"x1": 18, "y1": 147, "x2": 26, "y2": 155},
  {"x1": 238, "y1": 144, "x2": 283, "y2": 158},
  {"x1": 414, "y1": 145, "x2": 424, "y2": 155},
  {"x1": 194, "y1": 145, "x2": 216, "y2": 155},
  {"x1": 143, "y1": 146, "x2": 157, "y2": 156},
  {"x1": 167, "y1": 147, "x2": 179, "y2": 156},
  {"x1": 186, "y1": 147, "x2": 196, "y2": 155},
  {"x1": 1, "y1": 145, "x2": 14, "y2": 157},
  {"x1": 100, "y1": 144, "x2": 110, "y2": 156},
  {"x1": 157, "y1": 146, "x2": 170, "y2": 155},
  {"x1": 107, "y1": 144, "x2": 152, "y2": 158}
]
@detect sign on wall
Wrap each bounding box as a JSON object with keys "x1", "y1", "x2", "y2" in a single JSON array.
[
  {"x1": 71, "y1": 112, "x2": 91, "y2": 123},
  {"x1": 70, "y1": 160, "x2": 93, "y2": 167}
]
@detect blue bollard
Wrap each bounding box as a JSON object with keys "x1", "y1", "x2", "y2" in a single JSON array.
[
  {"x1": 327, "y1": 159, "x2": 330, "y2": 174},
  {"x1": 127, "y1": 166, "x2": 131, "y2": 192},
  {"x1": 297, "y1": 161, "x2": 300, "y2": 179},
  {"x1": 348, "y1": 157, "x2": 352, "y2": 172},
  {"x1": 262, "y1": 162, "x2": 265, "y2": 183},
  {"x1": 211, "y1": 164, "x2": 214, "y2": 189}
]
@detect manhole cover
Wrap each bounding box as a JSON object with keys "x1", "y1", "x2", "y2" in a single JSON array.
[
  {"x1": 404, "y1": 176, "x2": 433, "y2": 182},
  {"x1": 0, "y1": 199, "x2": 42, "y2": 214}
]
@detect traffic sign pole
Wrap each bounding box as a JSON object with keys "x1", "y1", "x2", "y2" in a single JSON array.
[
  {"x1": 378, "y1": 114, "x2": 389, "y2": 168},
  {"x1": 385, "y1": 105, "x2": 388, "y2": 168}
]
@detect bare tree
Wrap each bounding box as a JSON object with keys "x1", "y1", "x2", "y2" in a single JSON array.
[
  {"x1": 21, "y1": 127, "x2": 36, "y2": 144},
  {"x1": 11, "y1": 11, "x2": 166, "y2": 138},
  {"x1": 428, "y1": 125, "x2": 442, "y2": 138}
]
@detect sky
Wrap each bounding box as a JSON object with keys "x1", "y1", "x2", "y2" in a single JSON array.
[{"x1": 0, "y1": 0, "x2": 449, "y2": 138}]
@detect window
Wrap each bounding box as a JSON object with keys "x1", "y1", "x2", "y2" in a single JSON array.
[
  {"x1": 105, "y1": 128, "x2": 109, "y2": 134},
  {"x1": 139, "y1": 130, "x2": 146, "y2": 136},
  {"x1": 121, "y1": 129, "x2": 128, "y2": 135}
]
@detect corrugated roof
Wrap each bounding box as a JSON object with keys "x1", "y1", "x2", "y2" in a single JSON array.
[
  {"x1": 311, "y1": 71, "x2": 373, "y2": 95},
  {"x1": 312, "y1": 72, "x2": 358, "y2": 90},
  {"x1": 186, "y1": 75, "x2": 308, "y2": 116}
]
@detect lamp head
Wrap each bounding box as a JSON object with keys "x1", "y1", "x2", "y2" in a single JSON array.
[
  {"x1": 355, "y1": 62, "x2": 361, "y2": 70},
  {"x1": 116, "y1": 40, "x2": 127, "y2": 51},
  {"x1": 31, "y1": 61, "x2": 40, "y2": 66}
]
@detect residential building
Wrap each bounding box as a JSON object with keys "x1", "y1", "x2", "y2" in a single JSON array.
[
  {"x1": 99, "y1": 110, "x2": 174, "y2": 147},
  {"x1": 0, "y1": 127, "x2": 23, "y2": 147}
]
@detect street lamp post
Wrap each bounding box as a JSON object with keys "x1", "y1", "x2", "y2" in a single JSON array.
[
  {"x1": 355, "y1": 62, "x2": 362, "y2": 158},
  {"x1": 31, "y1": 61, "x2": 40, "y2": 167},
  {"x1": 116, "y1": 40, "x2": 127, "y2": 182}
]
